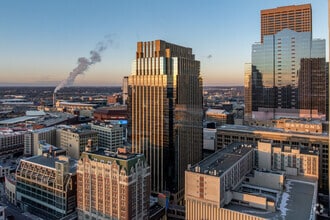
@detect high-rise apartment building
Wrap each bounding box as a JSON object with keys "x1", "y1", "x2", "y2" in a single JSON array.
[
  {"x1": 128, "y1": 40, "x2": 203, "y2": 202},
  {"x1": 260, "y1": 4, "x2": 312, "y2": 43},
  {"x1": 245, "y1": 4, "x2": 326, "y2": 121},
  {"x1": 77, "y1": 148, "x2": 150, "y2": 220}
]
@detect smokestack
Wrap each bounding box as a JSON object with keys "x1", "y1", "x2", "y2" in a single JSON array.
[{"x1": 53, "y1": 92, "x2": 56, "y2": 107}]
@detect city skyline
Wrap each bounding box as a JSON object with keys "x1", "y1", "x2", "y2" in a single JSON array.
[{"x1": 0, "y1": 0, "x2": 328, "y2": 87}]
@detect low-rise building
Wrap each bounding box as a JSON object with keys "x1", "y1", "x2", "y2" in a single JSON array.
[
  {"x1": 5, "y1": 174, "x2": 16, "y2": 205},
  {"x1": 16, "y1": 154, "x2": 77, "y2": 220},
  {"x1": 217, "y1": 124, "x2": 328, "y2": 192},
  {"x1": 205, "y1": 108, "x2": 234, "y2": 126},
  {"x1": 56, "y1": 101, "x2": 97, "y2": 114},
  {"x1": 258, "y1": 140, "x2": 319, "y2": 178},
  {"x1": 57, "y1": 125, "x2": 98, "y2": 159},
  {"x1": 0, "y1": 129, "x2": 26, "y2": 158},
  {"x1": 93, "y1": 106, "x2": 128, "y2": 121},
  {"x1": 24, "y1": 126, "x2": 57, "y2": 156},
  {"x1": 185, "y1": 143, "x2": 318, "y2": 220}
]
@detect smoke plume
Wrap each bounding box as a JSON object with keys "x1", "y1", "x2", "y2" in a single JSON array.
[{"x1": 54, "y1": 37, "x2": 112, "y2": 93}]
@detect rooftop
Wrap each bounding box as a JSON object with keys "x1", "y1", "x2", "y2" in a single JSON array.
[
  {"x1": 23, "y1": 154, "x2": 77, "y2": 173},
  {"x1": 80, "y1": 148, "x2": 147, "y2": 175},
  {"x1": 26, "y1": 110, "x2": 46, "y2": 116},
  {"x1": 206, "y1": 109, "x2": 229, "y2": 115},
  {"x1": 0, "y1": 116, "x2": 38, "y2": 125},
  {"x1": 59, "y1": 101, "x2": 97, "y2": 107},
  {"x1": 226, "y1": 179, "x2": 317, "y2": 219},
  {"x1": 218, "y1": 124, "x2": 328, "y2": 138},
  {"x1": 188, "y1": 143, "x2": 254, "y2": 176}
]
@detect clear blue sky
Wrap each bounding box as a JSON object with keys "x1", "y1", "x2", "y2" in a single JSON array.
[{"x1": 0, "y1": 0, "x2": 328, "y2": 86}]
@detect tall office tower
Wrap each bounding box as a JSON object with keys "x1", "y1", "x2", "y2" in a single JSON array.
[
  {"x1": 260, "y1": 4, "x2": 312, "y2": 43},
  {"x1": 77, "y1": 148, "x2": 150, "y2": 220},
  {"x1": 128, "y1": 40, "x2": 203, "y2": 202},
  {"x1": 245, "y1": 4, "x2": 326, "y2": 121}
]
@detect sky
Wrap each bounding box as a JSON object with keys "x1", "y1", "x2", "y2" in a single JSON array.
[{"x1": 0, "y1": 0, "x2": 328, "y2": 87}]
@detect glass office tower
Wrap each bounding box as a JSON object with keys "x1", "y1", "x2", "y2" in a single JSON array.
[
  {"x1": 245, "y1": 4, "x2": 327, "y2": 121},
  {"x1": 128, "y1": 40, "x2": 203, "y2": 203}
]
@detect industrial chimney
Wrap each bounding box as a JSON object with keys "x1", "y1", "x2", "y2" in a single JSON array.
[{"x1": 53, "y1": 92, "x2": 56, "y2": 107}]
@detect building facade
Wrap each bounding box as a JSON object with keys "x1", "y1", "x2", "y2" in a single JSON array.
[
  {"x1": 77, "y1": 148, "x2": 150, "y2": 220},
  {"x1": 24, "y1": 126, "x2": 57, "y2": 156},
  {"x1": 257, "y1": 141, "x2": 318, "y2": 178},
  {"x1": 128, "y1": 40, "x2": 203, "y2": 202},
  {"x1": 205, "y1": 109, "x2": 234, "y2": 126},
  {"x1": 260, "y1": 4, "x2": 312, "y2": 43},
  {"x1": 5, "y1": 174, "x2": 16, "y2": 205},
  {"x1": 216, "y1": 124, "x2": 328, "y2": 192},
  {"x1": 0, "y1": 129, "x2": 25, "y2": 157},
  {"x1": 16, "y1": 154, "x2": 77, "y2": 220},
  {"x1": 185, "y1": 143, "x2": 263, "y2": 220},
  {"x1": 245, "y1": 4, "x2": 326, "y2": 120},
  {"x1": 58, "y1": 126, "x2": 98, "y2": 159},
  {"x1": 90, "y1": 121, "x2": 123, "y2": 151},
  {"x1": 93, "y1": 106, "x2": 128, "y2": 121}
]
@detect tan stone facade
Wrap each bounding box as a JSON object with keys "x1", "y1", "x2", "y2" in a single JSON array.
[{"x1": 185, "y1": 144, "x2": 263, "y2": 220}]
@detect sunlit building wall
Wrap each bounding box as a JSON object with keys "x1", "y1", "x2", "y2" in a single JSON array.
[
  {"x1": 128, "y1": 40, "x2": 203, "y2": 203},
  {"x1": 246, "y1": 4, "x2": 326, "y2": 121}
]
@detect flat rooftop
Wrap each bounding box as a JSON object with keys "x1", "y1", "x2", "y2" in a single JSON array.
[
  {"x1": 23, "y1": 155, "x2": 77, "y2": 173},
  {"x1": 188, "y1": 143, "x2": 254, "y2": 176},
  {"x1": 59, "y1": 101, "x2": 97, "y2": 107},
  {"x1": 226, "y1": 179, "x2": 316, "y2": 219},
  {"x1": 0, "y1": 116, "x2": 38, "y2": 125},
  {"x1": 218, "y1": 124, "x2": 328, "y2": 138}
]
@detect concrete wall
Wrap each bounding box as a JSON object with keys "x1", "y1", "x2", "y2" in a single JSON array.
[
  {"x1": 232, "y1": 191, "x2": 267, "y2": 210},
  {"x1": 185, "y1": 199, "x2": 266, "y2": 220},
  {"x1": 247, "y1": 170, "x2": 284, "y2": 191},
  {"x1": 257, "y1": 141, "x2": 272, "y2": 170}
]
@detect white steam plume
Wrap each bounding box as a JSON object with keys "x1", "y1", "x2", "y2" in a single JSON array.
[{"x1": 54, "y1": 37, "x2": 112, "y2": 93}]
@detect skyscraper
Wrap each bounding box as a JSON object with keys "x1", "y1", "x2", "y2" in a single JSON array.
[
  {"x1": 245, "y1": 4, "x2": 326, "y2": 121},
  {"x1": 260, "y1": 4, "x2": 312, "y2": 43},
  {"x1": 128, "y1": 40, "x2": 203, "y2": 202}
]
